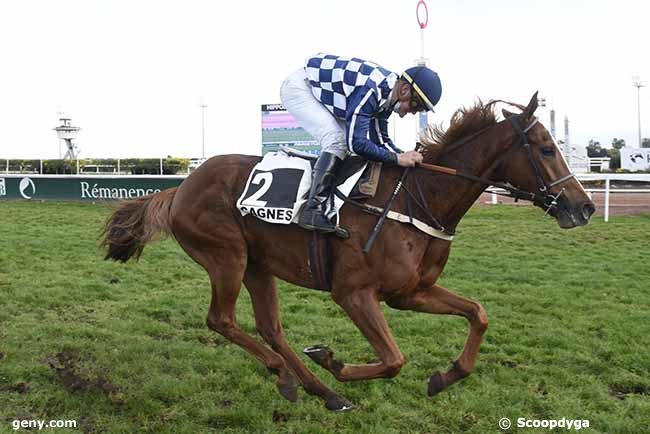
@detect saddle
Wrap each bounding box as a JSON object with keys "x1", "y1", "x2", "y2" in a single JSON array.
[{"x1": 281, "y1": 146, "x2": 382, "y2": 201}]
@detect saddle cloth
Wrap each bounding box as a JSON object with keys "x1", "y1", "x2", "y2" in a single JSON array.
[{"x1": 236, "y1": 151, "x2": 378, "y2": 225}]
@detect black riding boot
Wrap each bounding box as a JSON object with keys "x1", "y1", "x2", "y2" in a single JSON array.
[{"x1": 299, "y1": 151, "x2": 342, "y2": 234}]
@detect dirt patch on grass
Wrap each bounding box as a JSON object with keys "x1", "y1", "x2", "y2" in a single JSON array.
[
  {"x1": 0, "y1": 381, "x2": 30, "y2": 393},
  {"x1": 47, "y1": 305, "x2": 98, "y2": 324},
  {"x1": 609, "y1": 383, "x2": 650, "y2": 400},
  {"x1": 149, "y1": 333, "x2": 173, "y2": 341},
  {"x1": 272, "y1": 410, "x2": 289, "y2": 423},
  {"x1": 499, "y1": 359, "x2": 518, "y2": 368},
  {"x1": 197, "y1": 335, "x2": 225, "y2": 347},
  {"x1": 45, "y1": 351, "x2": 119, "y2": 397},
  {"x1": 148, "y1": 309, "x2": 172, "y2": 323},
  {"x1": 78, "y1": 416, "x2": 96, "y2": 434}
]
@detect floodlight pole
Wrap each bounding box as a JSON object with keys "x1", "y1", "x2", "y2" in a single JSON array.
[
  {"x1": 633, "y1": 76, "x2": 644, "y2": 147},
  {"x1": 199, "y1": 100, "x2": 208, "y2": 159}
]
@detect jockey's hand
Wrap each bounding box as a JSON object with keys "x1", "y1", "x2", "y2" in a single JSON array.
[{"x1": 397, "y1": 150, "x2": 423, "y2": 167}]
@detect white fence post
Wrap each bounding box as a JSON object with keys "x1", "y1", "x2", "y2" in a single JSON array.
[
  {"x1": 40, "y1": 159, "x2": 43, "y2": 174},
  {"x1": 160, "y1": 158, "x2": 163, "y2": 174},
  {"x1": 76, "y1": 159, "x2": 80, "y2": 174},
  {"x1": 117, "y1": 159, "x2": 121, "y2": 174},
  {"x1": 491, "y1": 191, "x2": 497, "y2": 204},
  {"x1": 604, "y1": 176, "x2": 610, "y2": 223},
  {"x1": 6, "y1": 159, "x2": 9, "y2": 173}
]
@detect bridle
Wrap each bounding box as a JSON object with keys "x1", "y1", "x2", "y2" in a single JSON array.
[
  {"x1": 507, "y1": 114, "x2": 576, "y2": 212},
  {"x1": 417, "y1": 113, "x2": 577, "y2": 214}
]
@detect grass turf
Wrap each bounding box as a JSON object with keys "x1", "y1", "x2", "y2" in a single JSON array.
[{"x1": 0, "y1": 201, "x2": 648, "y2": 433}]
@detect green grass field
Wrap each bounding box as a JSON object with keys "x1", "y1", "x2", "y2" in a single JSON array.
[{"x1": 0, "y1": 201, "x2": 649, "y2": 434}]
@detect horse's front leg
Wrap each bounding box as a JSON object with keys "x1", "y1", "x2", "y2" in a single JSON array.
[
  {"x1": 386, "y1": 284, "x2": 488, "y2": 396},
  {"x1": 304, "y1": 288, "x2": 405, "y2": 381}
]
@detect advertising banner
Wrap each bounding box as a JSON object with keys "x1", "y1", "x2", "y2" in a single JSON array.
[
  {"x1": 0, "y1": 175, "x2": 184, "y2": 201},
  {"x1": 621, "y1": 148, "x2": 650, "y2": 171}
]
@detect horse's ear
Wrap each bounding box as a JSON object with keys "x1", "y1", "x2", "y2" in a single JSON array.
[
  {"x1": 523, "y1": 91, "x2": 539, "y2": 119},
  {"x1": 502, "y1": 108, "x2": 516, "y2": 118}
]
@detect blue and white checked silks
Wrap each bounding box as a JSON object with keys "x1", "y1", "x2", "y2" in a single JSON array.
[{"x1": 280, "y1": 54, "x2": 403, "y2": 164}]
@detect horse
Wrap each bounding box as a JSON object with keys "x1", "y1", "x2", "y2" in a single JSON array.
[{"x1": 100, "y1": 93, "x2": 595, "y2": 411}]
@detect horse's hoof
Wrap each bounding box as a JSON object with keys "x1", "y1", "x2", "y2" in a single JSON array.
[
  {"x1": 325, "y1": 395, "x2": 354, "y2": 412},
  {"x1": 303, "y1": 344, "x2": 332, "y2": 365},
  {"x1": 277, "y1": 373, "x2": 299, "y2": 402},
  {"x1": 427, "y1": 371, "x2": 447, "y2": 397}
]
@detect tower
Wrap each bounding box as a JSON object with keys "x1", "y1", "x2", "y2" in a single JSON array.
[
  {"x1": 550, "y1": 109, "x2": 556, "y2": 140},
  {"x1": 54, "y1": 117, "x2": 81, "y2": 159}
]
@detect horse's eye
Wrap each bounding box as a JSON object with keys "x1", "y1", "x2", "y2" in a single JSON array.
[{"x1": 541, "y1": 147, "x2": 555, "y2": 157}]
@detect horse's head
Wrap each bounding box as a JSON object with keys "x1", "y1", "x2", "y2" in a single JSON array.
[{"x1": 495, "y1": 92, "x2": 595, "y2": 228}]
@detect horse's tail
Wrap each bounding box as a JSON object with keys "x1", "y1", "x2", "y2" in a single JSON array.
[{"x1": 100, "y1": 187, "x2": 178, "y2": 262}]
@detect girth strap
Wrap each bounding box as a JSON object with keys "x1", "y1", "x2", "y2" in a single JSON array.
[{"x1": 362, "y1": 204, "x2": 454, "y2": 241}]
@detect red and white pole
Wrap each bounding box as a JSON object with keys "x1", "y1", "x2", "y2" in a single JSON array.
[{"x1": 416, "y1": 0, "x2": 429, "y2": 133}]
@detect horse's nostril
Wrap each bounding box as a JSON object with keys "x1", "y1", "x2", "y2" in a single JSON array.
[{"x1": 582, "y1": 202, "x2": 596, "y2": 219}]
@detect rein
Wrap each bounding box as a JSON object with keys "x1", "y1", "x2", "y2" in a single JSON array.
[{"x1": 416, "y1": 161, "x2": 537, "y2": 202}]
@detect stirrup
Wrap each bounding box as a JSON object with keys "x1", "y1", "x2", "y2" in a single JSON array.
[
  {"x1": 302, "y1": 224, "x2": 348, "y2": 240},
  {"x1": 298, "y1": 210, "x2": 349, "y2": 239},
  {"x1": 333, "y1": 226, "x2": 349, "y2": 239}
]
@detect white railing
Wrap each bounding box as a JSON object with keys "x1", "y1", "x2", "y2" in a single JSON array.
[
  {"x1": 2, "y1": 158, "x2": 206, "y2": 175},
  {"x1": 578, "y1": 173, "x2": 650, "y2": 222},
  {"x1": 588, "y1": 157, "x2": 611, "y2": 172},
  {"x1": 487, "y1": 173, "x2": 650, "y2": 222}
]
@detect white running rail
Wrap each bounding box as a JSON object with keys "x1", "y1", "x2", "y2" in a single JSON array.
[{"x1": 487, "y1": 173, "x2": 650, "y2": 222}]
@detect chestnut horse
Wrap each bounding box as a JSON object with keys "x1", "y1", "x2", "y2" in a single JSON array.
[{"x1": 101, "y1": 93, "x2": 595, "y2": 410}]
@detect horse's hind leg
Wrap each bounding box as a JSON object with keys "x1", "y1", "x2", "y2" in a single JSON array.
[
  {"x1": 304, "y1": 287, "x2": 406, "y2": 382},
  {"x1": 243, "y1": 264, "x2": 353, "y2": 411},
  {"x1": 194, "y1": 248, "x2": 298, "y2": 402},
  {"x1": 386, "y1": 283, "x2": 488, "y2": 396}
]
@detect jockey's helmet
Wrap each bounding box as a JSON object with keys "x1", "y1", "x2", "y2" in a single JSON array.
[{"x1": 401, "y1": 66, "x2": 442, "y2": 112}]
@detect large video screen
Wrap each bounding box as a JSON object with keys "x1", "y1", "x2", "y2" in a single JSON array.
[{"x1": 261, "y1": 104, "x2": 319, "y2": 155}]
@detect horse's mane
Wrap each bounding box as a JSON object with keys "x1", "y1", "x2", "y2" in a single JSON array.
[{"x1": 419, "y1": 99, "x2": 502, "y2": 161}]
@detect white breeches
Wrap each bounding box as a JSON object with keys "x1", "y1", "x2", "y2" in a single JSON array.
[{"x1": 280, "y1": 68, "x2": 349, "y2": 160}]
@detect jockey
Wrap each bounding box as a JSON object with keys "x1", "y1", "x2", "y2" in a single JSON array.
[{"x1": 280, "y1": 53, "x2": 442, "y2": 234}]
